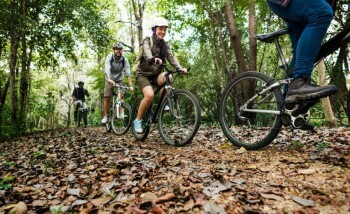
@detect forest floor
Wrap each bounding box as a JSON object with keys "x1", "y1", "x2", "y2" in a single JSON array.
[{"x1": 0, "y1": 126, "x2": 349, "y2": 214}]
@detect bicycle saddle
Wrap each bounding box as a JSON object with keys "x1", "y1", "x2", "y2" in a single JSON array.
[{"x1": 255, "y1": 28, "x2": 289, "y2": 43}]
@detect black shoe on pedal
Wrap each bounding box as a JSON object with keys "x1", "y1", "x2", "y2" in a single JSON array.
[{"x1": 285, "y1": 78, "x2": 337, "y2": 103}]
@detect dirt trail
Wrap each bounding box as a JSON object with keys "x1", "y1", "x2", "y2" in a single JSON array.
[{"x1": 0, "y1": 126, "x2": 349, "y2": 213}]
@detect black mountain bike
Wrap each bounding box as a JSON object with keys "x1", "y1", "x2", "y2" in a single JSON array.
[
  {"x1": 132, "y1": 64, "x2": 201, "y2": 146},
  {"x1": 105, "y1": 84, "x2": 132, "y2": 135},
  {"x1": 76, "y1": 101, "x2": 88, "y2": 128},
  {"x1": 218, "y1": 26, "x2": 350, "y2": 150}
]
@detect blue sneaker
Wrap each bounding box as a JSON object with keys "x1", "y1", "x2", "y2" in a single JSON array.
[{"x1": 133, "y1": 119, "x2": 143, "y2": 133}]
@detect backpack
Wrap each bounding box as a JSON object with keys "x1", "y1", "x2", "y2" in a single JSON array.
[
  {"x1": 132, "y1": 37, "x2": 153, "y2": 75},
  {"x1": 110, "y1": 54, "x2": 125, "y2": 68}
]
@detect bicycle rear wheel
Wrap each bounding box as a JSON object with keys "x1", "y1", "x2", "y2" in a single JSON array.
[
  {"x1": 158, "y1": 89, "x2": 201, "y2": 146},
  {"x1": 131, "y1": 100, "x2": 151, "y2": 141},
  {"x1": 218, "y1": 71, "x2": 283, "y2": 150},
  {"x1": 111, "y1": 103, "x2": 132, "y2": 135}
]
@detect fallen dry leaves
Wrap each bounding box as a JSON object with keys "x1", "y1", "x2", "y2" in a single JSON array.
[{"x1": 0, "y1": 126, "x2": 349, "y2": 213}]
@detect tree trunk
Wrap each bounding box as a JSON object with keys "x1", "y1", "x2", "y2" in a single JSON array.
[
  {"x1": 0, "y1": 77, "x2": 10, "y2": 122},
  {"x1": 222, "y1": 1, "x2": 247, "y2": 74},
  {"x1": 131, "y1": 0, "x2": 144, "y2": 45},
  {"x1": 208, "y1": 13, "x2": 221, "y2": 83},
  {"x1": 19, "y1": 0, "x2": 30, "y2": 133},
  {"x1": 215, "y1": 10, "x2": 231, "y2": 77},
  {"x1": 128, "y1": 9, "x2": 135, "y2": 53},
  {"x1": 9, "y1": 35, "x2": 19, "y2": 125},
  {"x1": 318, "y1": 59, "x2": 337, "y2": 127},
  {"x1": 347, "y1": 90, "x2": 350, "y2": 121},
  {"x1": 248, "y1": 0, "x2": 257, "y2": 71}
]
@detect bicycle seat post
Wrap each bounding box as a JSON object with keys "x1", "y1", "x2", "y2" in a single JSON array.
[{"x1": 274, "y1": 38, "x2": 288, "y2": 72}]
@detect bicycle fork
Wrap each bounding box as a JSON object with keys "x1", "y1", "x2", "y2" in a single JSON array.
[
  {"x1": 115, "y1": 100, "x2": 125, "y2": 119},
  {"x1": 165, "y1": 86, "x2": 182, "y2": 119}
]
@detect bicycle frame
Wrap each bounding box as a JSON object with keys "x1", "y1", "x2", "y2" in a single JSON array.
[
  {"x1": 143, "y1": 65, "x2": 184, "y2": 126},
  {"x1": 241, "y1": 26, "x2": 350, "y2": 115},
  {"x1": 110, "y1": 84, "x2": 130, "y2": 119}
]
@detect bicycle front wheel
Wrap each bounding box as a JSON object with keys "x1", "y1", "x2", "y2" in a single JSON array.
[
  {"x1": 77, "y1": 111, "x2": 82, "y2": 128},
  {"x1": 83, "y1": 110, "x2": 87, "y2": 128},
  {"x1": 111, "y1": 103, "x2": 132, "y2": 135},
  {"x1": 158, "y1": 89, "x2": 201, "y2": 146},
  {"x1": 218, "y1": 71, "x2": 283, "y2": 150}
]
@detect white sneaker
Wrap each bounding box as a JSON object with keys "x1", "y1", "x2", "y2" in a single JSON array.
[
  {"x1": 101, "y1": 117, "x2": 108, "y2": 123},
  {"x1": 164, "y1": 105, "x2": 170, "y2": 111}
]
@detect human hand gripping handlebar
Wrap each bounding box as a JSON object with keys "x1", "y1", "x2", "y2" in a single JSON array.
[{"x1": 114, "y1": 83, "x2": 133, "y2": 91}]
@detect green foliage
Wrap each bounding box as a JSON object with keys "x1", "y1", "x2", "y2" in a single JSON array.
[
  {"x1": 50, "y1": 205, "x2": 63, "y2": 214},
  {"x1": 317, "y1": 141, "x2": 330, "y2": 150},
  {"x1": 0, "y1": 175, "x2": 15, "y2": 190},
  {"x1": 32, "y1": 150, "x2": 46, "y2": 159},
  {"x1": 289, "y1": 140, "x2": 303, "y2": 151},
  {"x1": 0, "y1": 0, "x2": 348, "y2": 140}
]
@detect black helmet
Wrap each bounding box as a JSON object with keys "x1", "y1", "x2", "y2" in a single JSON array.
[{"x1": 78, "y1": 81, "x2": 84, "y2": 85}]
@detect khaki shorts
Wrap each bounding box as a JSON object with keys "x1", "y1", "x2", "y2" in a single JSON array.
[
  {"x1": 136, "y1": 74, "x2": 160, "y2": 91},
  {"x1": 104, "y1": 80, "x2": 123, "y2": 97}
]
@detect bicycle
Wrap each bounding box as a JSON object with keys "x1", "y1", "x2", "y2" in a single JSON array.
[
  {"x1": 76, "y1": 101, "x2": 88, "y2": 128},
  {"x1": 218, "y1": 26, "x2": 350, "y2": 150},
  {"x1": 132, "y1": 64, "x2": 201, "y2": 146},
  {"x1": 105, "y1": 83, "x2": 132, "y2": 135}
]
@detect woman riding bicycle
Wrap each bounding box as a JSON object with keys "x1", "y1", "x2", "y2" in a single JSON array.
[{"x1": 133, "y1": 17, "x2": 187, "y2": 133}]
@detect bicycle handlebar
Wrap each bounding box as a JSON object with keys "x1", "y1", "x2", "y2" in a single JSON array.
[{"x1": 114, "y1": 83, "x2": 132, "y2": 91}]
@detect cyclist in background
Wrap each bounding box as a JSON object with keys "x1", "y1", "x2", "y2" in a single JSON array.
[
  {"x1": 133, "y1": 17, "x2": 187, "y2": 133},
  {"x1": 101, "y1": 42, "x2": 134, "y2": 124},
  {"x1": 72, "y1": 81, "x2": 91, "y2": 121},
  {"x1": 266, "y1": 0, "x2": 338, "y2": 104}
]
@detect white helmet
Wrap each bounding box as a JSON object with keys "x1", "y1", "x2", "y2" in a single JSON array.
[{"x1": 151, "y1": 17, "x2": 168, "y2": 29}]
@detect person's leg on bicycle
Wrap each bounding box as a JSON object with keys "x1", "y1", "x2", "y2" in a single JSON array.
[
  {"x1": 157, "y1": 72, "x2": 173, "y2": 111},
  {"x1": 101, "y1": 79, "x2": 115, "y2": 123},
  {"x1": 267, "y1": 0, "x2": 337, "y2": 103},
  {"x1": 134, "y1": 75, "x2": 156, "y2": 133}
]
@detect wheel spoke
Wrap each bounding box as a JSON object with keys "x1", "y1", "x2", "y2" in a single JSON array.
[{"x1": 218, "y1": 72, "x2": 283, "y2": 150}]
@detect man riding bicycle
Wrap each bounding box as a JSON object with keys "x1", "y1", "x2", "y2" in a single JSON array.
[
  {"x1": 101, "y1": 42, "x2": 134, "y2": 124},
  {"x1": 72, "y1": 81, "x2": 91, "y2": 121},
  {"x1": 266, "y1": 0, "x2": 338, "y2": 128}
]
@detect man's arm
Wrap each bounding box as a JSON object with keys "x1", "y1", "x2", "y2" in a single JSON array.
[
  {"x1": 123, "y1": 58, "x2": 133, "y2": 90},
  {"x1": 72, "y1": 88, "x2": 77, "y2": 101},
  {"x1": 85, "y1": 89, "x2": 91, "y2": 99}
]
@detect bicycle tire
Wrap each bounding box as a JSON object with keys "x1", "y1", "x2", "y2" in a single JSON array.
[
  {"x1": 158, "y1": 89, "x2": 201, "y2": 146},
  {"x1": 111, "y1": 102, "x2": 132, "y2": 135},
  {"x1": 218, "y1": 71, "x2": 283, "y2": 150},
  {"x1": 83, "y1": 110, "x2": 87, "y2": 128},
  {"x1": 77, "y1": 111, "x2": 82, "y2": 128},
  {"x1": 131, "y1": 100, "x2": 151, "y2": 141},
  {"x1": 105, "y1": 106, "x2": 113, "y2": 132}
]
